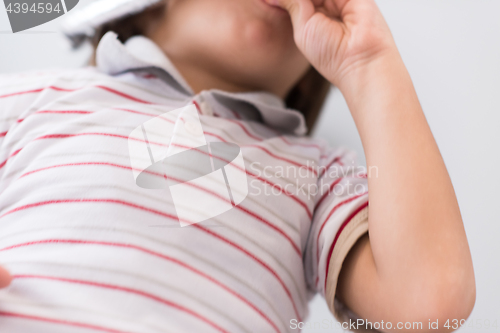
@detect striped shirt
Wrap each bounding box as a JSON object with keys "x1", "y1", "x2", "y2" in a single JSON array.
[{"x1": 0, "y1": 31, "x2": 369, "y2": 333}]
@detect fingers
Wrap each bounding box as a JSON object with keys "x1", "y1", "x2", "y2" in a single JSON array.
[
  {"x1": 330, "y1": 0, "x2": 350, "y2": 13},
  {"x1": 0, "y1": 266, "x2": 12, "y2": 288},
  {"x1": 265, "y1": 0, "x2": 315, "y2": 31}
]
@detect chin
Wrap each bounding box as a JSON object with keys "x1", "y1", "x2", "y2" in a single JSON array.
[{"x1": 217, "y1": 20, "x2": 307, "y2": 90}]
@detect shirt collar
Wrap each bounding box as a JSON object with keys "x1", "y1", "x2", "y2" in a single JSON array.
[{"x1": 96, "y1": 31, "x2": 307, "y2": 135}]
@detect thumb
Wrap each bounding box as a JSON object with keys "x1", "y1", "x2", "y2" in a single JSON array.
[
  {"x1": 265, "y1": 0, "x2": 315, "y2": 32},
  {"x1": 0, "y1": 266, "x2": 12, "y2": 288}
]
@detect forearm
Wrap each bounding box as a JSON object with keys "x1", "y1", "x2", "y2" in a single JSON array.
[{"x1": 338, "y1": 51, "x2": 476, "y2": 326}]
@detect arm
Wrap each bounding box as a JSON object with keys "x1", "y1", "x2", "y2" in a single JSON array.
[
  {"x1": 266, "y1": 0, "x2": 476, "y2": 330},
  {"x1": 336, "y1": 50, "x2": 475, "y2": 331}
]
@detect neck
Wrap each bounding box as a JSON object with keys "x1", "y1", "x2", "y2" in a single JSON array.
[
  {"x1": 169, "y1": 57, "x2": 261, "y2": 96},
  {"x1": 148, "y1": 35, "x2": 290, "y2": 99}
]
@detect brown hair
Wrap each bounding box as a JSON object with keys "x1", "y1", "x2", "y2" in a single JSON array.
[{"x1": 90, "y1": 5, "x2": 331, "y2": 134}]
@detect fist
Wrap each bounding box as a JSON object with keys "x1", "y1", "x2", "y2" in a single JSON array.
[{"x1": 265, "y1": 0, "x2": 398, "y2": 87}]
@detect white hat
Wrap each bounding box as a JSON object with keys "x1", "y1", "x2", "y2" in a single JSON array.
[{"x1": 61, "y1": 0, "x2": 164, "y2": 47}]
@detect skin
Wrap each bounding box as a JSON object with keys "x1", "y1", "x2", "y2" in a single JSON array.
[
  {"x1": 0, "y1": 0, "x2": 477, "y2": 331},
  {"x1": 0, "y1": 266, "x2": 11, "y2": 288}
]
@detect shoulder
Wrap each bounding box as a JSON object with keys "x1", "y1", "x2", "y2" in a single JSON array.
[
  {"x1": 0, "y1": 66, "x2": 97, "y2": 83},
  {"x1": 0, "y1": 67, "x2": 110, "y2": 96}
]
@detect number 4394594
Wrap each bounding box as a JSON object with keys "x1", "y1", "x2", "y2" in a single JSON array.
[
  {"x1": 444, "y1": 319, "x2": 498, "y2": 330},
  {"x1": 5, "y1": 2, "x2": 61, "y2": 14}
]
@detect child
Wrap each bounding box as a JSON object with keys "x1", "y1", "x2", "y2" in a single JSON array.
[{"x1": 0, "y1": 0, "x2": 475, "y2": 332}]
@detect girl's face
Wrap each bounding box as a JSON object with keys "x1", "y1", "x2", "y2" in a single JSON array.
[{"x1": 148, "y1": 0, "x2": 311, "y2": 97}]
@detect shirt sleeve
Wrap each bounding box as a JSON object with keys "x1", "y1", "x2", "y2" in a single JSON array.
[{"x1": 304, "y1": 146, "x2": 370, "y2": 327}]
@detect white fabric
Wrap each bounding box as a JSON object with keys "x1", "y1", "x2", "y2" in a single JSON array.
[{"x1": 0, "y1": 32, "x2": 369, "y2": 333}]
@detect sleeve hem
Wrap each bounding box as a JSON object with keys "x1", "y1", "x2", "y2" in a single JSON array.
[{"x1": 324, "y1": 205, "x2": 369, "y2": 326}]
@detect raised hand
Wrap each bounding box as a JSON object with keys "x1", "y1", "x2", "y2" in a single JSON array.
[{"x1": 264, "y1": 0, "x2": 397, "y2": 88}]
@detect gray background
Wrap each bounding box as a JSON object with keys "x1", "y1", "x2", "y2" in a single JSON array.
[{"x1": 1, "y1": 0, "x2": 499, "y2": 332}]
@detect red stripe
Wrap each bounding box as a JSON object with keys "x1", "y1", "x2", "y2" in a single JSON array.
[
  {"x1": 112, "y1": 107, "x2": 157, "y2": 117},
  {"x1": 175, "y1": 135, "x2": 313, "y2": 218},
  {"x1": 315, "y1": 192, "x2": 369, "y2": 280},
  {"x1": 29, "y1": 106, "x2": 174, "y2": 125},
  {"x1": 197, "y1": 139, "x2": 312, "y2": 218},
  {"x1": 18, "y1": 161, "x2": 301, "y2": 257},
  {"x1": 146, "y1": 145, "x2": 306, "y2": 249},
  {"x1": 0, "y1": 131, "x2": 167, "y2": 170},
  {"x1": 0, "y1": 200, "x2": 302, "y2": 320},
  {"x1": 34, "y1": 132, "x2": 167, "y2": 146},
  {"x1": 76, "y1": 132, "x2": 311, "y2": 219},
  {"x1": 1, "y1": 240, "x2": 280, "y2": 333},
  {"x1": 314, "y1": 177, "x2": 344, "y2": 209},
  {"x1": 193, "y1": 225, "x2": 303, "y2": 322},
  {"x1": 224, "y1": 119, "x2": 263, "y2": 141},
  {"x1": 0, "y1": 148, "x2": 21, "y2": 169},
  {"x1": 192, "y1": 100, "x2": 202, "y2": 115},
  {"x1": 208, "y1": 129, "x2": 310, "y2": 160},
  {"x1": 185, "y1": 133, "x2": 313, "y2": 218},
  {"x1": 222, "y1": 119, "x2": 322, "y2": 151},
  {"x1": 319, "y1": 156, "x2": 344, "y2": 178},
  {"x1": 204, "y1": 126, "x2": 318, "y2": 177},
  {"x1": 228, "y1": 109, "x2": 242, "y2": 120},
  {"x1": 6, "y1": 128, "x2": 311, "y2": 221},
  {"x1": 280, "y1": 136, "x2": 321, "y2": 151},
  {"x1": 35, "y1": 110, "x2": 93, "y2": 115},
  {"x1": 8, "y1": 108, "x2": 167, "y2": 127},
  {"x1": 5, "y1": 130, "x2": 311, "y2": 228},
  {"x1": 247, "y1": 169, "x2": 312, "y2": 219},
  {"x1": 95, "y1": 86, "x2": 153, "y2": 104},
  {"x1": 0, "y1": 198, "x2": 177, "y2": 220},
  {"x1": 0, "y1": 87, "x2": 44, "y2": 99},
  {"x1": 236, "y1": 205, "x2": 301, "y2": 256},
  {"x1": 16, "y1": 110, "x2": 94, "y2": 123},
  {"x1": 0, "y1": 311, "x2": 134, "y2": 333},
  {"x1": 245, "y1": 144, "x2": 317, "y2": 176},
  {"x1": 18, "y1": 160, "x2": 231, "y2": 209},
  {"x1": 16, "y1": 108, "x2": 175, "y2": 124},
  {"x1": 323, "y1": 201, "x2": 369, "y2": 290},
  {"x1": 19, "y1": 162, "x2": 163, "y2": 179},
  {"x1": 49, "y1": 86, "x2": 77, "y2": 92},
  {"x1": 205, "y1": 131, "x2": 227, "y2": 142},
  {"x1": 0, "y1": 86, "x2": 76, "y2": 99},
  {"x1": 0, "y1": 85, "x2": 153, "y2": 105},
  {"x1": 147, "y1": 141, "x2": 313, "y2": 233},
  {"x1": 204, "y1": 131, "x2": 313, "y2": 217},
  {"x1": 0, "y1": 131, "x2": 7, "y2": 137},
  {"x1": 5, "y1": 107, "x2": 312, "y2": 218},
  {"x1": 12, "y1": 275, "x2": 230, "y2": 333}
]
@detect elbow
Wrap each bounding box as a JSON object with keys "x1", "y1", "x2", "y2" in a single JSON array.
[
  {"x1": 409, "y1": 266, "x2": 476, "y2": 332},
  {"x1": 431, "y1": 277, "x2": 476, "y2": 332},
  {"x1": 386, "y1": 265, "x2": 476, "y2": 333}
]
